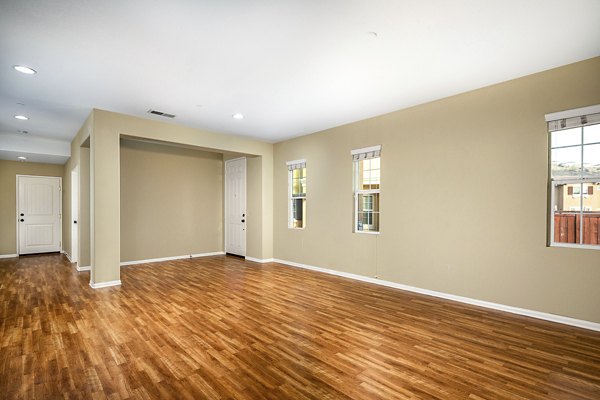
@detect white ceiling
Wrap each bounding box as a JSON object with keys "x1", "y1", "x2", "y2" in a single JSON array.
[{"x1": 1, "y1": 0, "x2": 599, "y2": 164}]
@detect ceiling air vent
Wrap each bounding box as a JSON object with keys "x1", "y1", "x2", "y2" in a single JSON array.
[{"x1": 147, "y1": 109, "x2": 176, "y2": 118}]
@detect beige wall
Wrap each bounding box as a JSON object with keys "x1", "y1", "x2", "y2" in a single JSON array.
[
  {"x1": 246, "y1": 156, "x2": 264, "y2": 258},
  {"x1": 79, "y1": 147, "x2": 91, "y2": 267},
  {"x1": 63, "y1": 114, "x2": 93, "y2": 269},
  {"x1": 89, "y1": 110, "x2": 273, "y2": 284},
  {"x1": 0, "y1": 160, "x2": 64, "y2": 255},
  {"x1": 273, "y1": 57, "x2": 600, "y2": 323},
  {"x1": 120, "y1": 139, "x2": 223, "y2": 261}
]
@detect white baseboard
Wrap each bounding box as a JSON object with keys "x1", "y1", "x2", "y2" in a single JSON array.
[
  {"x1": 89, "y1": 280, "x2": 121, "y2": 289},
  {"x1": 273, "y1": 258, "x2": 600, "y2": 332},
  {"x1": 0, "y1": 254, "x2": 18, "y2": 259},
  {"x1": 191, "y1": 252, "x2": 225, "y2": 258},
  {"x1": 245, "y1": 257, "x2": 274, "y2": 263},
  {"x1": 63, "y1": 251, "x2": 73, "y2": 263},
  {"x1": 120, "y1": 251, "x2": 225, "y2": 266},
  {"x1": 77, "y1": 265, "x2": 91, "y2": 272}
]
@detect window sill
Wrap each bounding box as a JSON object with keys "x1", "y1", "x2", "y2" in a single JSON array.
[
  {"x1": 354, "y1": 231, "x2": 380, "y2": 235},
  {"x1": 550, "y1": 242, "x2": 600, "y2": 250},
  {"x1": 288, "y1": 227, "x2": 305, "y2": 230}
]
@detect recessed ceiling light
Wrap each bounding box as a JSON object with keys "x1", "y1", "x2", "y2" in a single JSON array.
[
  {"x1": 367, "y1": 31, "x2": 378, "y2": 38},
  {"x1": 13, "y1": 65, "x2": 36, "y2": 75},
  {"x1": 17, "y1": 156, "x2": 27, "y2": 160},
  {"x1": 14, "y1": 115, "x2": 29, "y2": 120},
  {"x1": 232, "y1": 113, "x2": 244, "y2": 120}
]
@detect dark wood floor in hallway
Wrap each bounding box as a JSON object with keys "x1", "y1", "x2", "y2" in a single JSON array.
[{"x1": 1, "y1": 254, "x2": 599, "y2": 399}]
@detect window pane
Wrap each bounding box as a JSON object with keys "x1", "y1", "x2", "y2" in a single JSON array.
[
  {"x1": 372, "y1": 213, "x2": 379, "y2": 232},
  {"x1": 291, "y1": 198, "x2": 306, "y2": 228},
  {"x1": 292, "y1": 168, "x2": 304, "y2": 179},
  {"x1": 289, "y1": 166, "x2": 306, "y2": 229},
  {"x1": 551, "y1": 146, "x2": 581, "y2": 179},
  {"x1": 354, "y1": 156, "x2": 380, "y2": 233},
  {"x1": 361, "y1": 169, "x2": 371, "y2": 190},
  {"x1": 370, "y1": 169, "x2": 380, "y2": 189},
  {"x1": 357, "y1": 193, "x2": 379, "y2": 212},
  {"x1": 552, "y1": 184, "x2": 581, "y2": 244},
  {"x1": 584, "y1": 123, "x2": 600, "y2": 144},
  {"x1": 355, "y1": 158, "x2": 381, "y2": 191},
  {"x1": 358, "y1": 195, "x2": 370, "y2": 212},
  {"x1": 583, "y1": 144, "x2": 600, "y2": 178},
  {"x1": 357, "y1": 212, "x2": 379, "y2": 232},
  {"x1": 582, "y1": 183, "x2": 600, "y2": 245},
  {"x1": 357, "y1": 212, "x2": 369, "y2": 230},
  {"x1": 291, "y1": 168, "x2": 306, "y2": 196},
  {"x1": 370, "y1": 157, "x2": 380, "y2": 170},
  {"x1": 292, "y1": 178, "x2": 300, "y2": 195},
  {"x1": 551, "y1": 127, "x2": 581, "y2": 148},
  {"x1": 356, "y1": 193, "x2": 379, "y2": 232}
]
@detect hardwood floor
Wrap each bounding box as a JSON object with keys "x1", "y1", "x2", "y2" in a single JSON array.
[{"x1": 1, "y1": 254, "x2": 599, "y2": 399}]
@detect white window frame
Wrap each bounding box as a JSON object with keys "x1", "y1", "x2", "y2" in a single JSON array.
[
  {"x1": 287, "y1": 159, "x2": 306, "y2": 229},
  {"x1": 547, "y1": 104, "x2": 600, "y2": 250},
  {"x1": 352, "y1": 145, "x2": 381, "y2": 235},
  {"x1": 550, "y1": 180, "x2": 599, "y2": 249}
]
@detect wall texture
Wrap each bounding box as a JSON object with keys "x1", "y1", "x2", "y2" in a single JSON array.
[
  {"x1": 120, "y1": 139, "x2": 223, "y2": 262},
  {"x1": 273, "y1": 57, "x2": 600, "y2": 323},
  {"x1": 0, "y1": 160, "x2": 64, "y2": 255}
]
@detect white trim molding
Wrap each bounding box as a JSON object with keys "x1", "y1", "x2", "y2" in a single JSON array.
[
  {"x1": 0, "y1": 254, "x2": 18, "y2": 259},
  {"x1": 191, "y1": 252, "x2": 225, "y2": 259},
  {"x1": 351, "y1": 144, "x2": 381, "y2": 155},
  {"x1": 545, "y1": 104, "x2": 600, "y2": 121},
  {"x1": 245, "y1": 257, "x2": 275, "y2": 264},
  {"x1": 89, "y1": 280, "x2": 121, "y2": 289},
  {"x1": 120, "y1": 252, "x2": 225, "y2": 266},
  {"x1": 273, "y1": 259, "x2": 600, "y2": 332},
  {"x1": 286, "y1": 158, "x2": 306, "y2": 167},
  {"x1": 77, "y1": 265, "x2": 91, "y2": 272},
  {"x1": 62, "y1": 251, "x2": 73, "y2": 263}
]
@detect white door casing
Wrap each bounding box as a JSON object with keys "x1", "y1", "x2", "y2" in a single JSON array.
[
  {"x1": 17, "y1": 175, "x2": 62, "y2": 255},
  {"x1": 71, "y1": 166, "x2": 79, "y2": 264},
  {"x1": 225, "y1": 158, "x2": 246, "y2": 256}
]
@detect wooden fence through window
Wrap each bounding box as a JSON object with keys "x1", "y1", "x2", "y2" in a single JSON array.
[{"x1": 553, "y1": 212, "x2": 600, "y2": 245}]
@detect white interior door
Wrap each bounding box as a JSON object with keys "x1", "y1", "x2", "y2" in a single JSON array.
[
  {"x1": 17, "y1": 175, "x2": 62, "y2": 255},
  {"x1": 225, "y1": 158, "x2": 246, "y2": 256},
  {"x1": 71, "y1": 167, "x2": 79, "y2": 263}
]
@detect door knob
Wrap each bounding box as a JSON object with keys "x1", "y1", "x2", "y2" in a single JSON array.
[{"x1": 20, "y1": 219, "x2": 24, "y2": 222}]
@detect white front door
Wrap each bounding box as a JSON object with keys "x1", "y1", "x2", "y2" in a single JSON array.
[
  {"x1": 17, "y1": 175, "x2": 62, "y2": 255},
  {"x1": 225, "y1": 158, "x2": 246, "y2": 256}
]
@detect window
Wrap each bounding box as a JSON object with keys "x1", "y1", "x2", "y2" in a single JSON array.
[
  {"x1": 547, "y1": 105, "x2": 600, "y2": 248},
  {"x1": 287, "y1": 159, "x2": 306, "y2": 229},
  {"x1": 352, "y1": 145, "x2": 381, "y2": 233}
]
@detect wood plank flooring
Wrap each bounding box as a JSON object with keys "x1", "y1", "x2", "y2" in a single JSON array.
[{"x1": 1, "y1": 254, "x2": 599, "y2": 399}]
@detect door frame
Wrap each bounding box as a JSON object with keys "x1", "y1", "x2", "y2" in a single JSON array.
[
  {"x1": 16, "y1": 175, "x2": 63, "y2": 255},
  {"x1": 224, "y1": 157, "x2": 247, "y2": 256},
  {"x1": 71, "y1": 166, "x2": 79, "y2": 264}
]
